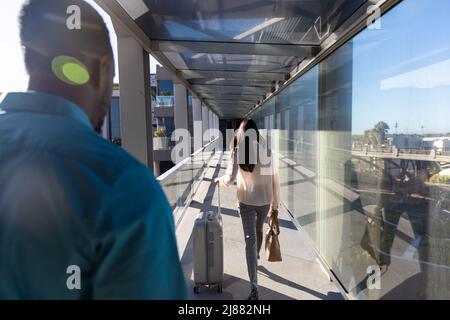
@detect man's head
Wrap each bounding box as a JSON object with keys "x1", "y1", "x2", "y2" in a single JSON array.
[{"x1": 20, "y1": 0, "x2": 115, "y2": 132}]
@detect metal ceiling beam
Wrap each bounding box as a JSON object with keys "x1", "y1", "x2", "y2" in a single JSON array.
[
  {"x1": 208, "y1": 102, "x2": 256, "y2": 108},
  {"x1": 189, "y1": 79, "x2": 272, "y2": 86},
  {"x1": 181, "y1": 70, "x2": 286, "y2": 81},
  {"x1": 201, "y1": 93, "x2": 265, "y2": 100},
  {"x1": 208, "y1": 102, "x2": 255, "y2": 110},
  {"x1": 152, "y1": 40, "x2": 320, "y2": 57},
  {"x1": 193, "y1": 85, "x2": 268, "y2": 94},
  {"x1": 205, "y1": 99, "x2": 258, "y2": 104},
  {"x1": 192, "y1": 83, "x2": 272, "y2": 89},
  {"x1": 209, "y1": 100, "x2": 254, "y2": 105}
]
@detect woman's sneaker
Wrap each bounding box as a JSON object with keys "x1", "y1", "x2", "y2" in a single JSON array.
[{"x1": 247, "y1": 288, "x2": 259, "y2": 300}]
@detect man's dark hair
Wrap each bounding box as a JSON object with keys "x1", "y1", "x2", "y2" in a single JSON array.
[{"x1": 20, "y1": 0, "x2": 112, "y2": 72}]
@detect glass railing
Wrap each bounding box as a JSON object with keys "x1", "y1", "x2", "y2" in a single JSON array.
[
  {"x1": 157, "y1": 138, "x2": 219, "y2": 226},
  {"x1": 156, "y1": 96, "x2": 174, "y2": 107}
]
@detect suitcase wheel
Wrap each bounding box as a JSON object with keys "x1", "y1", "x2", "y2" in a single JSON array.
[
  {"x1": 217, "y1": 285, "x2": 223, "y2": 293},
  {"x1": 193, "y1": 285, "x2": 200, "y2": 294}
]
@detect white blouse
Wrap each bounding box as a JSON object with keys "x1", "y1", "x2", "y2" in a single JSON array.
[{"x1": 218, "y1": 145, "x2": 280, "y2": 209}]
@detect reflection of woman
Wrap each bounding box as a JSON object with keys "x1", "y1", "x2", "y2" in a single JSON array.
[{"x1": 216, "y1": 119, "x2": 280, "y2": 300}]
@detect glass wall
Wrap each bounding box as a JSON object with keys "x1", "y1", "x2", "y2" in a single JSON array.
[
  {"x1": 251, "y1": 0, "x2": 450, "y2": 300},
  {"x1": 158, "y1": 138, "x2": 219, "y2": 226}
]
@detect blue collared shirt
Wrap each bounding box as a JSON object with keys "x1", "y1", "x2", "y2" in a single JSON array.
[{"x1": 0, "y1": 91, "x2": 188, "y2": 300}]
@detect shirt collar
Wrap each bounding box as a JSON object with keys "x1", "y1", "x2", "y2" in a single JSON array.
[{"x1": 0, "y1": 91, "x2": 93, "y2": 129}]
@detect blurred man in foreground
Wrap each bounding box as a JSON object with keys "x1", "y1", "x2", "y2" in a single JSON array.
[{"x1": 0, "y1": 0, "x2": 187, "y2": 299}]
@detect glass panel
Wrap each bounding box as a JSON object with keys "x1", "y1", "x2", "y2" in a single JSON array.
[
  {"x1": 158, "y1": 139, "x2": 219, "y2": 221},
  {"x1": 172, "y1": 53, "x2": 302, "y2": 73},
  {"x1": 276, "y1": 67, "x2": 319, "y2": 242},
  {"x1": 251, "y1": 0, "x2": 450, "y2": 300},
  {"x1": 118, "y1": 0, "x2": 367, "y2": 44},
  {"x1": 256, "y1": 98, "x2": 275, "y2": 144},
  {"x1": 345, "y1": 0, "x2": 450, "y2": 299}
]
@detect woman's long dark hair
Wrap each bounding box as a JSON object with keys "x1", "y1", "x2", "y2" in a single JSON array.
[{"x1": 231, "y1": 119, "x2": 260, "y2": 173}]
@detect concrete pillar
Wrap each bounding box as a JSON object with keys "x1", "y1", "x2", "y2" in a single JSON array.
[
  {"x1": 117, "y1": 36, "x2": 154, "y2": 170},
  {"x1": 174, "y1": 83, "x2": 188, "y2": 132},
  {"x1": 211, "y1": 112, "x2": 215, "y2": 131},
  {"x1": 202, "y1": 104, "x2": 210, "y2": 144},
  {"x1": 209, "y1": 110, "x2": 214, "y2": 136},
  {"x1": 192, "y1": 97, "x2": 203, "y2": 151},
  {"x1": 154, "y1": 161, "x2": 161, "y2": 177},
  {"x1": 210, "y1": 111, "x2": 219, "y2": 140}
]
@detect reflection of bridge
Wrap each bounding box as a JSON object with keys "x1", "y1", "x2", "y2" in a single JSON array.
[
  {"x1": 282, "y1": 139, "x2": 450, "y2": 162},
  {"x1": 352, "y1": 147, "x2": 450, "y2": 162}
]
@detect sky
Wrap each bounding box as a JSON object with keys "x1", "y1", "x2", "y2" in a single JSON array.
[
  {"x1": 351, "y1": 0, "x2": 450, "y2": 135},
  {"x1": 0, "y1": 0, "x2": 161, "y2": 92}
]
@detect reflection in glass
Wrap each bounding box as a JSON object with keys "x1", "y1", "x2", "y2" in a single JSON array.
[{"x1": 251, "y1": 0, "x2": 450, "y2": 300}]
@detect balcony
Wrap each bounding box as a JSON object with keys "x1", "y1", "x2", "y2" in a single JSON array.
[
  {"x1": 158, "y1": 140, "x2": 343, "y2": 300},
  {"x1": 156, "y1": 96, "x2": 174, "y2": 107},
  {"x1": 155, "y1": 96, "x2": 174, "y2": 118}
]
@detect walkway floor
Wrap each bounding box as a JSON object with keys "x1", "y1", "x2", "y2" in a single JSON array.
[{"x1": 176, "y1": 152, "x2": 344, "y2": 300}]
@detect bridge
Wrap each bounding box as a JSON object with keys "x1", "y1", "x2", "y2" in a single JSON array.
[{"x1": 352, "y1": 147, "x2": 450, "y2": 162}]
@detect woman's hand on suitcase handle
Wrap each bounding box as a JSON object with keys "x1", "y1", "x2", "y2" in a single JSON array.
[{"x1": 215, "y1": 177, "x2": 226, "y2": 187}]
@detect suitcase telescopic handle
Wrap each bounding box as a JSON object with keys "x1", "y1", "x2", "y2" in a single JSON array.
[{"x1": 217, "y1": 183, "x2": 221, "y2": 215}]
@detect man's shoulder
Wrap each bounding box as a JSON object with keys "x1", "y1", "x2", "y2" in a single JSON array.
[
  {"x1": 47, "y1": 125, "x2": 149, "y2": 184},
  {"x1": 84, "y1": 133, "x2": 140, "y2": 166}
]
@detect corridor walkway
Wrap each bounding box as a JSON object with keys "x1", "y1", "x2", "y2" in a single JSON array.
[{"x1": 176, "y1": 152, "x2": 344, "y2": 300}]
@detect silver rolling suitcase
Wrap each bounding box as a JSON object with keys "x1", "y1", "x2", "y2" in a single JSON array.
[{"x1": 193, "y1": 184, "x2": 224, "y2": 294}]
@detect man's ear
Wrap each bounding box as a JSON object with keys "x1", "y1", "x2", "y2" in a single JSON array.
[
  {"x1": 89, "y1": 55, "x2": 112, "y2": 89},
  {"x1": 99, "y1": 55, "x2": 113, "y2": 88}
]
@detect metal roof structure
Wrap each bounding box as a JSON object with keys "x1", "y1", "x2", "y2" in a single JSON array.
[{"x1": 95, "y1": 0, "x2": 391, "y2": 119}]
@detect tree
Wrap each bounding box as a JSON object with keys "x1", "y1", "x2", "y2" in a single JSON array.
[
  {"x1": 363, "y1": 122, "x2": 390, "y2": 146},
  {"x1": 363, "y1": 129, "x2": 379, "y2": 146},
  {"x1": 374, "y1": 121, "x2": 390, "y2": 145},
  {"x1": 363, "y1": 130, "x2": 371, "y2": 145}
]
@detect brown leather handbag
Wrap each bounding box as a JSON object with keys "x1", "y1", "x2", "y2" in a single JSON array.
[{"x1": 265, "y1": 209, "x2": 282, "y2": 262}]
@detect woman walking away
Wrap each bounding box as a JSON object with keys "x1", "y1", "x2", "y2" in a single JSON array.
[{"x1": 215, "y1": 119, "x2": 280, "y2": 300}]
